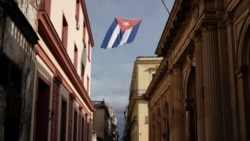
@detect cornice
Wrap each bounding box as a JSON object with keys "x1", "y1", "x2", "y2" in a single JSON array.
[
  {"x1": 155, "y1": 0, "x2": 193, "y2": 57},
  {"x1": 81, "y1": 0, "x2": 94, "y2": 47},
  {"x1": 144, "y1": 57, "x2": 170, "y2": 100},
  {"x1": 129, "y1": 57, "x2": 162, "y2": 99}
]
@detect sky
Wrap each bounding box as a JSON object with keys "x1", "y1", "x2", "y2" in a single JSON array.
[{"x1": 85, "y1": 0, "x2": 174, "y2": 138}]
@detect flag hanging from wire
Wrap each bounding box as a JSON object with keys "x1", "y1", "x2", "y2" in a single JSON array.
[{"x1": 101, "y1": 18, "x2": 142, "y2": 49}]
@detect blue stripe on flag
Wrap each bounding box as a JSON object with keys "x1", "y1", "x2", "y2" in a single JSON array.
[
  {"x1": 112, "y1": 31, "x2": 125, "y2": 48},
  {"x1": 101, "y1": 20, "x2": 118, "y2": 49},
  {"x1": 127, "y1": 21, "x2": 141, "y2": 43}
]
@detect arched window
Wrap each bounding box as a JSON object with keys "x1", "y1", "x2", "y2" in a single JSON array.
[{"x1": 186, "y1": 68, "x2": 197, "y2": 141}]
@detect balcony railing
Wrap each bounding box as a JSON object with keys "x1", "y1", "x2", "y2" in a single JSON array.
[{"x1": 129, "y1": 89, "x2": 146, "y2": 100}]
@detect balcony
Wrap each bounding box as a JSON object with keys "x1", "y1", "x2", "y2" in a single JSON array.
[
  {"x1": 131, "y1": 116, "x2": 138, "y2": 126},
  {"x1": 129, "y1": 89, "x2": 146, "y2": 100}
]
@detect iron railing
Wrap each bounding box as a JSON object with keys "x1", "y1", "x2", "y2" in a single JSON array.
[{"x1": 129, "y1": 89, "x2": 146, "y2": 99}]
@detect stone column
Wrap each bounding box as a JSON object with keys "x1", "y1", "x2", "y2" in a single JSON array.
[
  {"x1": 184, "y1": 98, "x2": 195, "y2": 141},
  {"x1": 202, "y1": 22, "x2": 224, "y2": 141},
  {"x1": 217, "y1": 18, "x2": 234, "y2": 141},
  {"x1": 172, "y1": 64, "x2": 184, "y2": 141},
  {"x1": 50, "y1": 75, "x2": 62, "y2": 141},
  {"x1": 194, "y1": 30, "x2": 206, "y2": 141},
  {"x1": 226, "y1": 12, "x2": 240, "y2": 141},
  {"x1": 236, "y1": 66, "x2": 249, "y2": 140}
]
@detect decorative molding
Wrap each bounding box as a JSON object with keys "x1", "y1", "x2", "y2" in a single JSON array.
[
  {"x1": 226, "y1": 0, "x2": 240, "y2": 12},
  {"x1": 183, "y1": 98, "x2": 195, "y2": 111},
  {"x1": 201, "y1": 21, "x2": 218, "y2": 32},
  {"x1": 54, "y1": 72, "x2": 62, "y2": 85},
  {"x1": 172, "y1": 63, "x2": 182, "y2": 72},
  {"x1": 235, "y1": 65, "x2": 248, "y2": 79},
  {"x1": 194, "y1": 30, "x2": 202, "y2": 42},
  {"x1": 69, "y1": 93, "x2": 76, "y2": 101},
  {"x1": 192, "y1": 0, "x2": 200, "y2": 20}
]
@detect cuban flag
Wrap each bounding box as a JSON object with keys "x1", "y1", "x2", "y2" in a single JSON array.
[{"x1": 101, "y1": 18, "x2": 142, "y2": 49}]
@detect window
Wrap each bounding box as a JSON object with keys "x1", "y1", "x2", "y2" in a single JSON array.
[
  {"x1": 86, "y1": 121, "x2": 90, "y2": 141},
  {"x1": 152, "y1": 73, "x2": 156, "y2": 79},
  {"x1": 87, "y1": 76, "x2": 89, "y2": 94},
  {"x1": 78, "y1": 113, "x2": 82, "y2": 141},
  {"x1": 75, "y1": 0, "x2": 80, "y2": 22},
  {"x1": 60, "y1": 99, "x2": 67, "y2": 141},
  {"x1": 81, "y1": 117, "x2": 85, "y2": 141},
  {"x1": 88, "y1": 40, "x2": 90, "y2": 61},
  {"x1": 73, "y1": 111, "x2": 78, "y2": 141},
  {"x1": 62, "y1": 15, "x2": 68, "y2": 49},
  {"x1": 145, "y1": 116, "x2": 149, "y2": 124},
  {"x1": 83, "y1": 22, "x2": 86, "y2": 40},
  {"x1": 81, "y1": 63, "x2": 85, "y2": 83},
  {"x1": 74, "y1": 45, "x2": 78, "y2": 69}
]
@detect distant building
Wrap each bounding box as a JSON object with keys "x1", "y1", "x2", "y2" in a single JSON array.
[
  {"x1": 124, "y1": 56, "x2": 162, "y2": 141},
  {"x1": 144, "y1": 0, "x2": 250, "y2": 141},
  {"x1": 93, "y1": 100, "x2": 119, "y2": 141}
]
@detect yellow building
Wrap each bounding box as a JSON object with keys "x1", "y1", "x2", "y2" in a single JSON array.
[
  {"x1": 124, "y1": 56, "x2": 162, "y2": 141},
  {"x1": 144, "y1": 0, "x2": 250, "y2": 141}
]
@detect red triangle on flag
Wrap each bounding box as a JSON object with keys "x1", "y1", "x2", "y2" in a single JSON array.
[{"x1": 116, "y1": 18, "x2": 141, "y2": 32}]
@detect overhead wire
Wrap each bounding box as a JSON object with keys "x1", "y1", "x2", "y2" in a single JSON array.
[{"x1": 161, "y1": 0, "x2": 170, "y2": 14}]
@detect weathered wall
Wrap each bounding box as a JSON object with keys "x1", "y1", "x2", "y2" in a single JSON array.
[{"x1": 0, "y1": 6, "x2": 36, "y2": 141}]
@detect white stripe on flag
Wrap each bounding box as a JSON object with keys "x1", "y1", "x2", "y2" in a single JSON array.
[
  {"x1": 107, "y1": 25, "x2": 120, "y2": 48},
  {"x1": 119, "y1": 28, "x2": 132, "y2": 46}
]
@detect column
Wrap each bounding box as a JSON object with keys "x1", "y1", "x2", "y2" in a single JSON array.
[
  {"x1": 202, "y1": 22, "x2": 224, "y2": 141},
  {"x1": 78, "y1": 107, "x2": 83, "y2": 141},
  {"x1": 226, "y1": 12, "x2": 240, "y2": 141},
  {"x1": 194, "y1": 30, "x2": 206, "y2": 141},
  {"x1": 50, "y1": 75, "x2": 61, "y2": 141},
  {"x1": 236, "y1": 66, "x2": 249, "y2": 140},
  {"x1": 217, "y1": 19, "x2": 234, "y2": 141},
  {"x1": 172, "y1": 65, "x2": 184, "y2": 141},
  {"x1": 184, "y1": 98, "x2": 195, "y2": 141},
  {"x1": 68, "y1": 95, "x2": 75, "y2": 141},
  {"x1": 167, "y1": 72, "x2": 174, "y2": 141}
]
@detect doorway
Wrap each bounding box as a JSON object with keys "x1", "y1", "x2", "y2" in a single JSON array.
[{"x1": 34, "y1": 77, "x2": 50, "y2": 141}]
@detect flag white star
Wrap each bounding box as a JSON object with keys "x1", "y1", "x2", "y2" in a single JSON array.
[{"x1": 123, "y1": 21, "x2": 130, "y2": 27}]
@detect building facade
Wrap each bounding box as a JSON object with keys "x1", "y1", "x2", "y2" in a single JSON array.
[
  {"x1": 0, "y1": 0, "x2": 95, "y2": 140},
  {"x1": 92, "y1": 100, "x2": 119, "y2": 141},
  {"x1": 144, "y1": 0, "x2": 250, "y2": 141},
  {"x1": 124, "y1": 56, "x2": 162, "y2": 141},
  {"x1": 34, "y1": 0, "x2": 95, "y2": 141},
  {"x1": 0, "y1": 0, "x2": 38, "y2": 140}
]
